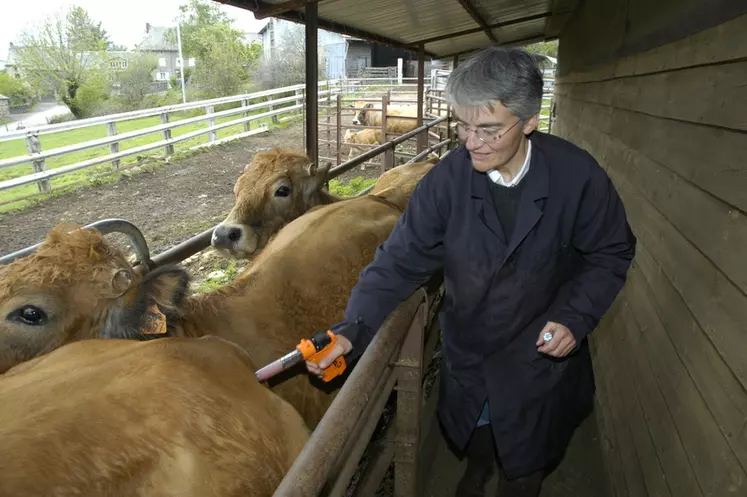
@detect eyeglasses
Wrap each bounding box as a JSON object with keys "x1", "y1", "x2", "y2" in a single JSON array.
[{"x1": 451, "y1": 118, "x2": 522, "y2": 144}]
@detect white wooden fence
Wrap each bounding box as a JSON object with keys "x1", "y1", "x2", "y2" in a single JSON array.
[{"x1": 0, "y1": 70, "x2": 555, "y2": 202}]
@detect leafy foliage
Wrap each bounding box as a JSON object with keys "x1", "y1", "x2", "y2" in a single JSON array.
[
  {"x1": 167, "y1": 0, "x2": 262, "y2": 97},
  {"x1": 15, "y1": 5, "x2": 111, "y2": 118},
  {"x1": 0, "y1": 74, "x2": 36, "y2": 106}
]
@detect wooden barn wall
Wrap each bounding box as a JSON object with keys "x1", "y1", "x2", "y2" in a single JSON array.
[{"x1": 553, "y1": 1, "x2": 747, "y2": 495}]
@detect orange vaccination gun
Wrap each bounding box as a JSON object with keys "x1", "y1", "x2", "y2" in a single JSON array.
[{"x1": 254, "y1": 330, "x2": 347, "y2": 383}]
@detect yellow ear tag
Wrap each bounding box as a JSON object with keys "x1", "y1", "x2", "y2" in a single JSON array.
[{"x1": 142, "y1": 304, "x2": 168, "y2": 335}]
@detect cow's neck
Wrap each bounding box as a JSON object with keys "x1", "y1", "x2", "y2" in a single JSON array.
[
  {"x1": 314, "y1": 189, "x2": 343, "y2": 206},
  {"x1": 179, "y1": 270, "x2": 268, "y2": 353}
]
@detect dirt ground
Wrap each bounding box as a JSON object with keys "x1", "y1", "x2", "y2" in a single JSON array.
[{"x1": 0, "y1": 120, "x2": 388, "y2": 285}]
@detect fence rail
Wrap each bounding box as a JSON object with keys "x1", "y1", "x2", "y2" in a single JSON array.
[{"x1": 0, "y1": 69, "x2": 555, "y2": 204}]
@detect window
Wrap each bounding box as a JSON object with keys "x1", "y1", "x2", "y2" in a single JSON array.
[
  {"x1": 188, "y1": 57, "x2": 196, "y2": 67},
  {"x1": 159, "y1": 57, "x2": 166, "y2": 67},
  {"x1": 157, "y1": 71, "x2": 169, "y2": 81},
  {"x1": 176, "y1": 57, "x2": 181, "y2": 67}
]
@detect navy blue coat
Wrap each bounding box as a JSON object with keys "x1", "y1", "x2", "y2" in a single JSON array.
[{"x1": 335, "y1": 131, "x2": 636, "y2": 478}]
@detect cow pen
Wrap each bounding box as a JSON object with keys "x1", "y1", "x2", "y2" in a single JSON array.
[{"x1": 2, "y1": 0, "x2": 746, "y2": 495}]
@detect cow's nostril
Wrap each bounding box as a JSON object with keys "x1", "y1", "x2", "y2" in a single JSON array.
[{"x1": 227, "y1": 228, "x2": 242, "y2": 242}]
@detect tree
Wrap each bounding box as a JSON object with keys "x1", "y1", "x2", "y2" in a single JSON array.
[
  {"x1": 166, "y1": 0, "x2": 262, "y2": 97},
  {"x1": 15, "y1": 5, "x2": 110, "y2": 118},
  {"x1": 524, "y1": 40, "x2": 558, "y2": 58},
  {"x1": 116, "y1": 53, "x2": 157, "y2": 109},
  {"x1": 0, "y1": 74, "x2": 36, "y2": 106},
  {"x1": 254, "y1": 22, "x2": 327, "y2": 90}
]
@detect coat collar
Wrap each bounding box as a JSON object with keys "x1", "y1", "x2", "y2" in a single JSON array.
[{"x1": 469, "y1": 132, "x2": 549, "y2": 259}]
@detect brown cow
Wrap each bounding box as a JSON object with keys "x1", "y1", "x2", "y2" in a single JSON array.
[
  {"x1": 0, "y1": 224, "x2": 180, "y2": 373},
  {"x1": 210, "y1": 147, "x2": 439, "y2": 260},
  {"x1": 343, "y1": 128, "x2": 383, "y2": 166},
  {"x1": 1, "y1": 330, "x2": 309, "y2": 496},
  {"x1": 370, "y1": 155, "x2": 439, "y2": 208},
  {"x1": 211, "y1": 148, "x2": 335, "y2": 258},
  {"x1": 0, "y1": 188, "x2": 409, "y2": 428},
  {"x1": 351, "y1": 103, "x2": 420, "y2": 134}
]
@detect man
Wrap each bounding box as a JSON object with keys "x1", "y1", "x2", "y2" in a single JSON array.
[{"x1": 307, "y1": 45, "x2": 636, "y2": 497}]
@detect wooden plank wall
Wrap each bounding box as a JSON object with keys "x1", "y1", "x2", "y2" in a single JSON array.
[{"x1": 553, "y1": 3, "x2": 747, "y2": 496}]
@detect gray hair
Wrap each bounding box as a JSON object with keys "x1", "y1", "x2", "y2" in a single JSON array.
[{"x1": 444, "y1": 45, "x2": 543, "y2": 121}]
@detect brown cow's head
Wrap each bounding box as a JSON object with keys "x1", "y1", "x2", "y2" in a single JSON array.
[
  {"x1": 211, "y1": 148, "x2": 331, "y2": 258},
  {"x1": 0, "y1": 225, "x2": 189, "y2": 372},
  {"x1": 351, "y1": 103, "x2": 376, "y2": 126}
]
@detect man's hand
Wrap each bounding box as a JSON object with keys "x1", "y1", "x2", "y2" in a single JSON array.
[
  {"x1": 536, "y1": 322, "x2": 576, "y2": 358},
  {"x1": 305, "y1": 334, "x2": 353, "y2": 379}
]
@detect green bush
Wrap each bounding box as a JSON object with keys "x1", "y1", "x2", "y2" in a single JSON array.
[{"x1": 0, "y1": 74, "x2": 36, "y2": 106}]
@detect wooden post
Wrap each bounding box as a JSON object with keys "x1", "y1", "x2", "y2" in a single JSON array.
[
  {"x1": 25, "y1": 132, "x2": 51, "y2": 193},
  {"x1": 453, "y1": 54, "x2": 459, "y2": 69},
  {"x1": 305, "y1": 0, "x2": 319, "y2": 168},
  {"x1": 417, "y1": 43, "x2": 426, "y2": 154},
  {"x1": 160, "y1": 112, "x2": 174, "y2": 156},
  {"x1": 107, "y1": 121, "x2": 120, "y2": 169},
  {"x1": 206, "y1": 105, "x2": 216, "y2": 142},
  {"x1": 336, "y1": 93, "x2": 342, "y2": 166},
  {"x1": 241, "y1": 98, "x2": 250, "y2": 132}
]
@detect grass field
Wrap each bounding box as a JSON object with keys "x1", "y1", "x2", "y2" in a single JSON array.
[{"x1": 0, "y1": 103, "x2": 305, "y2": 212}]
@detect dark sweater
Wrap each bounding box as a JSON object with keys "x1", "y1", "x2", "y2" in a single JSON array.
[{"x1": 486, "y1": 175, "x2": 527, "y2": 241}]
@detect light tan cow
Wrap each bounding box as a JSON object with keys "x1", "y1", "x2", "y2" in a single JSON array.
[
  {"x1": 351, "y1": 103, "x2": 420, "y2": 134},
  {"x1": 1, "y1": 326, "x2": 309, "y2": 496},
  {"x1": 210, "y1": 148, "x2": 439, "y2": 259},
  {"x1": 343, "y1": 128, "x2": 383, "y2": 165},
  {"x1": 211, "y1": 148, "x2": 335, "y2": 258},
  {"x1": 0, "y1": 188, "x2": 409, "y2": 429}
]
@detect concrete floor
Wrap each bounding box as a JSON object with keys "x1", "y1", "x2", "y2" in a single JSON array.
[{"x1": 420, "y1": 409, "x2": 610, "y2": 497}]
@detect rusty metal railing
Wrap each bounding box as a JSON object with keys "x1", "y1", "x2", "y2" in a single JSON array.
[{"x1": 271, "y1": 288, "x2": 431, "y2": 497}]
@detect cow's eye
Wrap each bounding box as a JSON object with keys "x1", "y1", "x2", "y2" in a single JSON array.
[
  {"x1": 275, "y1": 185, "x2": 291, "y2": 197},
  {"x1": 9, "y1": 305, "x2": 48, "y2": 326}
]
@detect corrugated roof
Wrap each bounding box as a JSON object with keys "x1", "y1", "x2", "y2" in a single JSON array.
[{"x1": 216, "y1": 0, "x2": 578, "y2": 58}]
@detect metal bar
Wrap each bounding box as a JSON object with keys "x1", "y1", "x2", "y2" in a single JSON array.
[
  {"x1": 336, "y1": 93, "x2": 342, "y2": 166},
  {"x1": 328, "y1": 116, "x2": 447, "y2": 177},
  {"x1": 0, "y1": 219, "x2": 152, "y2": 267},
  {"x1": 145, "y1": 228, "x2": 214, "y2": 272},
  {"x1": 394, "y1": 302, "x2": 426, "y2": 496},
  {"x1": 305, "y1": 1, "x2": 318, "y2": 168},
  {"x1": 325, "y1": 367, "x2": 399, "y2": 497},
  {"x1": 417, "y1": 45, "x2": 426, "y2": 154},
  {"x1": 271, "y1": 291, "x2": 428, "y2": 497},
  {"x1": 407, "y1": 139, "x2": 451, "y2": 164}
]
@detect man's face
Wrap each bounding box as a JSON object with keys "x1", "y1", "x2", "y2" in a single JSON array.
[{"x1": 452, "y1": 102, "x2": 537, "y2": 173}]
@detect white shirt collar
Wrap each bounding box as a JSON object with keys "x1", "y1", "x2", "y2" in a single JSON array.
[{"x1": 487, "y1": 139, "x2": 532, "y2": 188}]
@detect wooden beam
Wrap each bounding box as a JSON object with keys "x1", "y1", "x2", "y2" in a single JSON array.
[
  {"x1": 252, "y1": 0, "x2": 315, "y2": 19},
  {"x1": 456, "y1": 0, "x2": 497, "y2": 43},
  {"x1": 409, "y1": 12, "x2": 553, "y2": 46},
  {"x1": 305, "y1": 1, "x2": 318, "y2": 167}
]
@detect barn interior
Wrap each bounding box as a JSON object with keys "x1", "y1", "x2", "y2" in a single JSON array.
[{"x1": 217, "y1": 1, "x2": 747, "y2": 496}]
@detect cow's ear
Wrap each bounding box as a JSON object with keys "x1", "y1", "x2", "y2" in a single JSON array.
[
  {"x1": 100, "y1": 265, "x2": 190, "y2": 341},
  {"x1": 139, "y1": 265, "x2": 190, "y2": 315},
  {"x1": 365, "y1": 103, "x2": 374, "y2": 108}
]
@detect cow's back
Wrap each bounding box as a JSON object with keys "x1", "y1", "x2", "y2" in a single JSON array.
[
  {"x1": 0, "y1": 337, "x2": 309, "y2": 497},
  {"x1": 202, "y1": 195, "x2": 402, "y2": 427}
]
